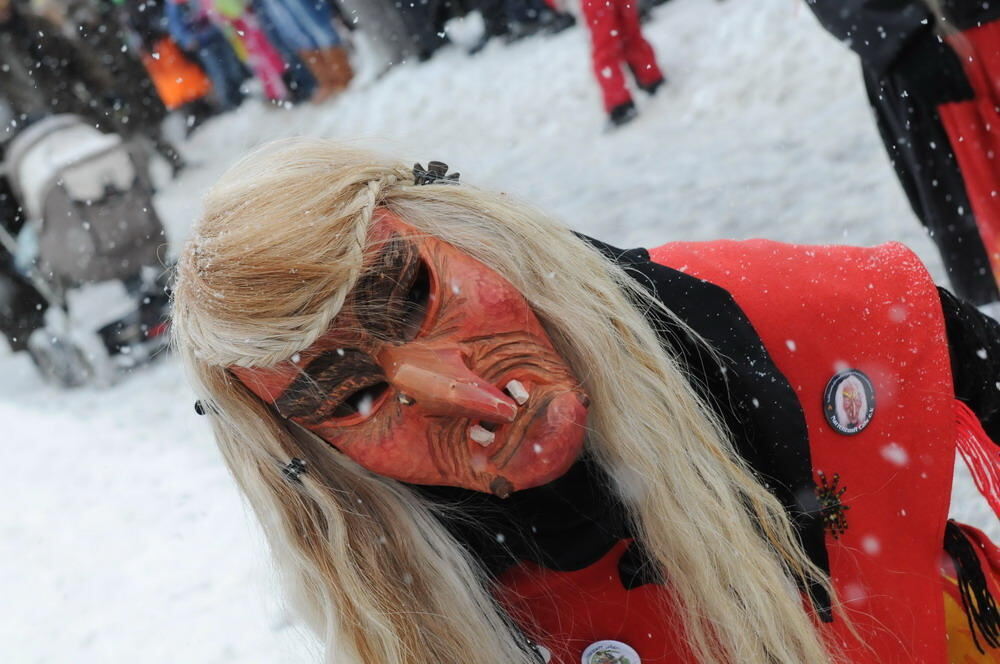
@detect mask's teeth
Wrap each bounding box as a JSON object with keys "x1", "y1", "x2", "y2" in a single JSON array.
[
  {"x1": 469, "y1": 424, "x2": 496, "y2": 446},
  {"x1": 505, "y1": 379, "x2": 529, "y2": 405}
]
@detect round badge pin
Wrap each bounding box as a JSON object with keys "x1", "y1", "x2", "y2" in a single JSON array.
[
  {"x1": 823, "y1": 369, "x2": 875, "y2": 435},
  {"x1": 582, "y1": 640, "x2": 641, "y2": 664}
]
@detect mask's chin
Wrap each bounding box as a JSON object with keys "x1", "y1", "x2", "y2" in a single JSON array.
[{"x1": 479, "y1": 389, "x2": 590, "y2": 497}]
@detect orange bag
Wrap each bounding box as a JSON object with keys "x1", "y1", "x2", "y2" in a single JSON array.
[{"x1": 141, "y1": 37, "x2": 212, "y2": 110}]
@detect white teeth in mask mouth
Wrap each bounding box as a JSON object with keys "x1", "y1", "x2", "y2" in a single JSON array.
[
  {"x1": 469, "y1": 425, "x2": 496, "y2": 446},
  {"x1": 505, "y1": 379, "x2": 529, "y2": 405}
]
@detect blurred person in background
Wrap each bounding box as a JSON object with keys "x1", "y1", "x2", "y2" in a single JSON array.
[
  {"x1": 165, "y1": 0, "x2": 248, "y2": 111},
  {"x1": 580, "y1": 0, "x2": 665, "y2": 127},
  {"x1": 392, "y1": 0, "x2": 452, "y2": 61},
  {"x1": 471, "y1": 0, "x2": 575, "y2": 51},
  {"x1": 501, "y1": 0, "x2": 576, "y2": 43},
  {"x1": 251, "y1": 0, "x2": 317, "y2": 104},
  {"x1": 207, "y1": 0, "x2": 290, "y2": 104},
  {"x1": 112, "y1": 0, "x2": 216, "y2": 129},
  {"x1": 0, "y1": 0, "x2": 188, "y2": 180},
  {"x1": 63, "y1": 0, "x2": 186, "y2": 173},
  {"x1": 807, "y1": 0, "x2": 1000, "y2": 315},
  {"x1": 253, "y1": 0, "x2": 352, "y2": 103},
  {"x1": 0, "y1": 0, "x2": 118, "y2": 131}
]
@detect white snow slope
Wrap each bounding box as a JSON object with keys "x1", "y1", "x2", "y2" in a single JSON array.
[{"x1": 3, "y1": 1, "x2": 997, "y2": 662}]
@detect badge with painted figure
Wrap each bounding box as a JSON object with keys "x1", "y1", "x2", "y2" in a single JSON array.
[
  {"x1": 581, "y1": 640, "x2": 641, "y2": 664},
  {"x1": 823, "y1": 369, "x2": 875, "y2": 435}
]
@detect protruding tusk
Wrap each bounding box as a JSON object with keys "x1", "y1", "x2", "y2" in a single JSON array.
[
  {"x1": 505, "y1": 379, "x2": 529, "y2": 405},
  {"x1": 469, "y1": 424, "x2": 496, "y2": 446}
]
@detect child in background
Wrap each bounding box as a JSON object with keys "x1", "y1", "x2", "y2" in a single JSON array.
[
  {"x1": 581, "y1": 0, "x2": 665, "y2": 127},
  {"x1": 165, "y1": 0, "x2": 247, "y2": 110},
  {"x1": 209, "y1": 0, "x2": 289, "y2": 103},
  {"x1": 253, "y1": 0, "x2": 352, "y2": 103}
]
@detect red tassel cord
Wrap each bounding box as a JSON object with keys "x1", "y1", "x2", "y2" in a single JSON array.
[{"x1": 955, "y1": 399, "x2": 1000, "y2": 519}]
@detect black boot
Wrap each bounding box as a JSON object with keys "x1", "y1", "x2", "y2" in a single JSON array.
[
  {"x1": 639, "y1": 76, "x2": 666, "y2": 96},
  {"x1": 608, "y1": 100, "x2": 638, "y2": 128}
]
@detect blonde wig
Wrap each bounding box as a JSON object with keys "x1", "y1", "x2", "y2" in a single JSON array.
[{"x1": 172, "y1": 139, "x2": 839, "y2": 664}]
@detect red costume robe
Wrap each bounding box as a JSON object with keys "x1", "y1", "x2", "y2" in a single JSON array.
[{"x1": 496, "y1": 241, "x2": 1000, "y2": 663}]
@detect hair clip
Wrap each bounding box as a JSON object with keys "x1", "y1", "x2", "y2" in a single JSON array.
[
  {"x1": 194, "y1": 400, "x2": 221, "y2": 416},
  {"x1": 413, "y1": 161, "x2": 460, "y2": 185},
  {"x1": 282, "y1": 457, "x2": 308, "y2": 483}
]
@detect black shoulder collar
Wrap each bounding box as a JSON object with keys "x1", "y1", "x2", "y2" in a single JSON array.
[
  {"x1": 583, "y1": 234, "x2": 831, "y2": 616},
  {"x1": 415, "y1": 235, "x2": 831, "y2": 614}
]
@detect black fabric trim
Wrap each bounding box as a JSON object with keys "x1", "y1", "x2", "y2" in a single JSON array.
[
  {"x1": 416, "y1": 453, "x2": 631, "y2": 576},
  {"x1": 618, "y1": 540, "x2": 665, "y2": 590},
  {"x1": 940, "y1": 287, "x2": 1000, "y2": 442},
  {"x1": 944, "y1": 520, "x2": 1000, "y2": 652},
  {"x1": 583, "y1": 236, "x2": 832, "y2": 616},
  {"x1": 415, "y1": 236, "x2": 831, "y2": 617}
]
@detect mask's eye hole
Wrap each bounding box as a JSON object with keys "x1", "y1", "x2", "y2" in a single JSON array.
[
  {"x1": 331, "y1": 381, "x2": 389, "y2": 418},
  {"x1": 400, "y1": 260, "x2": 430, "y2": 340}
]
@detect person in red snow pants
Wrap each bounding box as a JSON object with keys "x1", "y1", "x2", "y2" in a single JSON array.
[{"x1": 580, "y1": 0, "x2": 665, "y2": 126}]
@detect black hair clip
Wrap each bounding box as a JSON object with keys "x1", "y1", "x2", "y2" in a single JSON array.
[
  {"x1": 194, "y1": 400, "x2": 221, "y2": 416},
  {"x1": 282, "y1": 457, "x2": 308, "y2": 483},
  {"x1": 413, "y1": 161, "x2": 460, "y2": 185}
]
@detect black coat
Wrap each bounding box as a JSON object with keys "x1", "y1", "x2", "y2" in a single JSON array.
[
  {"x1": 805, "y1": 0, "x2": 1000, "y2": 305},
  {"x1": 805, "y1": 0, "x2": 1000, "y2": 76},
  {"x1": 0, "y1": 10, "x2": 115, "y2": 128},
  {"x1": 72, "y1": 4, "x2": 169, "y2": 135}
]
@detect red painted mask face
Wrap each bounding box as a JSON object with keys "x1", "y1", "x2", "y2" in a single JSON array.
[{"x1": 232, "y1": 212, "x2": 589, "y2": 497}]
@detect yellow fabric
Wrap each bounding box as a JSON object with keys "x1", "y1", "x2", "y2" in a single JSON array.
[{"x1": 943, "y1": 571, "x2": 1000, "y2": 662}]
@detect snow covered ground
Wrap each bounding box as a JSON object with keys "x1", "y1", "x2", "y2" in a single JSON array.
[{"x1": 3, "y1": 1, "x2": 996, "y2": 662}]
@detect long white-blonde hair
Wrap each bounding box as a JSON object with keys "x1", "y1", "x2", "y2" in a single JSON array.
[{"x1": 171, "y1": 139, "x2": 837, "y2": 664}]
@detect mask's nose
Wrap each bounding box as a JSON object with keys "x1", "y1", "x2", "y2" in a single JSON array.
[{"x1": 378, "y1": 344, "x2": 518, "y2": 423}]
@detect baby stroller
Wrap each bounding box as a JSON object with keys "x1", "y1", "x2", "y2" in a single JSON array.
[{"x1": 0, "y1": 114, "x2": 171, "y2": 386}]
